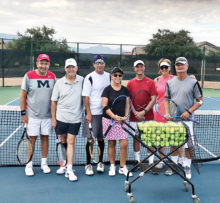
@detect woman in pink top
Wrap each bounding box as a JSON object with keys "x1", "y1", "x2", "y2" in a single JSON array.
[{"x1": 153, "y1": 58, "x2": 175, "y2": 170}]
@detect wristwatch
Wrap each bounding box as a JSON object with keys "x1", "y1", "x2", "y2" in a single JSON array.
[{"x1": 144, "y1": 109, "x2": 148, "y2": 115}]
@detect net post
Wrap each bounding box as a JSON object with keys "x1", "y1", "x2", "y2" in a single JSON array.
[
  {"x1": 120, "y1": 44, "x2": 122, "y2": 68},
  {"x1": 76, "y1": 42, "x2": 79, "y2": 65},
  {"x1": 1, "y1": 38, "x2": 4, "y2": 87}
]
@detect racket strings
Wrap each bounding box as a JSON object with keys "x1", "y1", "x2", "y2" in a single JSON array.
[
  {"x1": 17, "y1": 139, "x2": 33, "y2": 164},
  {"x1": 133, "y1": 91, "x2": 150, "y2": 112}
]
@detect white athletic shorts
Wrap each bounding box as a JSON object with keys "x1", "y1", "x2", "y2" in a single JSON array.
[
  {"x1": 27, "y1": 117, "x2": 52, "y2": 136},
  {"x1": 183, "y1": 121, "x2": 194, "y2": 149}
]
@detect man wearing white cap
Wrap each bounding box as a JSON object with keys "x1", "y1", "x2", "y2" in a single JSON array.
[
  {"x1": 127, "y1": 60, "x2": 157, "y2": 173},
  {"x1": 51, "y1": 58, "x2": 84, "y2": 181},
  {"x1": 164, "y1": 57, "x2": 203, "y2": 179}
]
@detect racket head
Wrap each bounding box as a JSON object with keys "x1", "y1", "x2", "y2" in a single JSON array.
[
  {"x1": 56, "y1": 142, "x2": 67, "y2": 167},
  {"x1": 133, "y1": 89, "x2": 151, "y2": 112},
  {"x1": 16, "y1": 138, "x2": 33, "y2": 165},
  {"x1": 89, "y1": 141, "x2": 100, "y2": 164},
  {"x1": 155, "y1": 98, "x2": 179, "y2": 119}
]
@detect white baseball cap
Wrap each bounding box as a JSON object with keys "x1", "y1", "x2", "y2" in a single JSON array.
[
  {"x1": 134, "y1": 60, "x2": 145, "y2": 67},
  {"x1": 65, "y1": 58, "x2": 77, "y2": 67}
]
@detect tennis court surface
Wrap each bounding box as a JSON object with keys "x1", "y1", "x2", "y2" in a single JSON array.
[{"x1": 0, "y1": 88, "x2": 220, "y2": 203}]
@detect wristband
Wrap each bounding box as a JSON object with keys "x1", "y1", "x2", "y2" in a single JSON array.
[
  {"x1": 21, "y1": 110, "x2": 26, "y2": 116},
  {"x1": 186, "y1": 110, "x2": 192, "y2": 115}
]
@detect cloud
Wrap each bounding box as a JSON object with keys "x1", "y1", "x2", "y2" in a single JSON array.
[{"x1": 0, "y1": 0, "x2": 220, "y2": 46}]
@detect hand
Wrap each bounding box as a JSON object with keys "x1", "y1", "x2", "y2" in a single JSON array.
[
  {"x1": 134, "y1": 110, "x2": 145, "y2": 121},
  {"x1": 86, "y1": 113, "x2": 92, "y2": 123},
  {"x1": 21, "y1": 115, "x2": 28, "y2": 126},
  {"x1": 181, "y1": 111, "x2": 190, "y2": 120},
  {"x1": 51, "y1": 118, "x2": 57, "y2": 128},
  {"x1": 164, "y1": 113, "x2": 172, "y2": 121}
]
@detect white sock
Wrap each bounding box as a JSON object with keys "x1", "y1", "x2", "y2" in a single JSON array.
[
  {"x1": 111, "y1": 164, "x2": 115, "y2": 168},
  {"x1": 41, "y1": 158, "x2": 47, "y2": 165},
  {"x1": 148, "y1": 154, "x2": 154, "y2": 165},
  {"x1": 67, "y1": 164, "x2": 72, "y2": 171},
  {"x1": 134, "y1": 151, "x2": 140, "y2": 162},
  {"x1": 27, "y1": 161, "x2": 33, "y2": 167},
  {"x1": 185, "y1": 158, "x2": 192, "y2": 168},
  {"x1": 171, "y1": 156, "x2": 178, "y2": 164}
]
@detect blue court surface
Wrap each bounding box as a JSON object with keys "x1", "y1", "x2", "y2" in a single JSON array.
[{"x1": 0, "y1": 164, "x2": 219, "y2": 203}]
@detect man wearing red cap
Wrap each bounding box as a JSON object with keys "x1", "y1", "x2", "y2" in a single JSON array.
[{"x1": 20, "y1": 54, "x2": 56, "y2": 176}]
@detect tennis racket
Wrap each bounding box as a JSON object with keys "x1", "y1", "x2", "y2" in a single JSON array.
[
  {"x1": 56, "y1": 134, "x2": 67, "y2": 167},
  {"x1": 155, "y1": 98, "x2": 199, "y2": 124},
  {"x1": 103, "y1": 95, "x2": 132, "y2": 138},
  {"x1": 88, "y1": 123, "x2": 100, "y2": 164},
  {"x1": 16, "y1": 124, "x2": 33, "y2": 165},
  {"x1": 133, "y1": 89, "x2": 151, "y2": 112}
]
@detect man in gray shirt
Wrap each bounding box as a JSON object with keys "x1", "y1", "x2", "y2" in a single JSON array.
[
  {"x1": 164, "y1": 57, "x2": 203, "y2": 179},
  {"x1": 51, "y1": 58, "x2": 84, "y2": 182}
]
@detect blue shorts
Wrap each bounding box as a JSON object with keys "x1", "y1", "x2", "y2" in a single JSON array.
[{"x1": 55, "y1": 120, "x2": 81, "y2": 136}]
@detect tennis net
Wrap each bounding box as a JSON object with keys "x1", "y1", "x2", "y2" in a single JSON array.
[{"x1": 0, "y1": 106, "x2": 220, "y2": 166}]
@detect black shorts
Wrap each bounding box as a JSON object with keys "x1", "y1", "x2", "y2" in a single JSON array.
[{"x1": 55, "y1": 120, "x2": 81, "y2": 136}]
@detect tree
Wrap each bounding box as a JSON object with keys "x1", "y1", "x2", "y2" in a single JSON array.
[
  {"x1": 7, "y1": 25, "x2": 73, "y2": 53},
  {"x1": 144, "y1": 29, "x2": 202, "y2": 58}
]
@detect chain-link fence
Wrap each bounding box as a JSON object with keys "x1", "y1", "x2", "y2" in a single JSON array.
[{"x1": 1, "y1": 39, "x2": 220, "y2": 87}]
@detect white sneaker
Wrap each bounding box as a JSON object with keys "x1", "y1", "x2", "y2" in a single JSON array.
[
  {"x1": 56, "y1": 166, "x2": 66, "y2": 175},
  {"x1": 25, "y1": 165, "x2": 34, "y2": 176},
  {"x1": 155, "y1": 161, "x2": 165, "y2": 169},
  {"x1": 184, "y1": 166, "x2": 192, "y2": 179},
  {"x1": 41, "y1": 164, "x2": 51, "y2": 174},
  {"x1": 118, "y1": 165, "x2": 133, "y2": 177},
  {"x1": 97, "y1": 162, "x2": 104, "y2": 173},
  {"x1": 109, "y1": 165, "x2": 116, "y2": 176},
  {"x1": 65, "y1": 169, "x2": 78, "y2": 182},
  {"x1": 85, "y1": 164, "x2": 94, "y2": 176},
  {"x1": 178, "y1": 157, "x2": 185, "y2": 167}
]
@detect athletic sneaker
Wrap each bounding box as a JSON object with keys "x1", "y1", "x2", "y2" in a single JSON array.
[
  {"x1": 41, "y1": 164, "x2": 51, "y2": 174},
  {"x1": 85, "y1": 164, "x2": 94, "y2": 176},
  {"x1": 155, "y1": 161, "x2": 165, "y2": 169},
  {"x1": 25, "y1": 165, "x2": 34, "y2": 176},
  {"x1": 178, "y1": 157, "x2": 185, "y2": 168},
  {"x1": 97, "y1": 162, "x2": 104, "y2": 173},
  {"x1": 118, "y1": 165, "x2": 133, "y2": 177},
  {"x1": 108, "y1": 165, "x2": 116, "y2": 176},
  {"x1": 65, "y1": 169, "x2": 78, "y2": 181},
  {"x1": 164, "y1": 167, "x2": 175, "y2": 176},
  {"x1": 184, "y1": 166, "x2": 192, "y2": 179},
  {"x1": 149, "y1": 164, "x2": 159, "y2": 175},
  {"x1": 131, "y1": 160, "x2": 140, "y2": 172},
  {"x1": 56, "y1": 166, "x2": 66, "y2": 175}
]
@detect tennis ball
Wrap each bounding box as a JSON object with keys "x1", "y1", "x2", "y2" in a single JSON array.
[
  {"x1": 170, "y1": 128, "x2": 175, "y2": 134},
  {"x1": 147, "y1": 142, "x2": 152, "y2": 147},
  {"x1": 174, "y1": 141, "x2": 179, "y2": 146},
  {"x1": 161, "y1": 134, "x2": 165, "y2": 139},
  {"x1": 165, "y1": 128, "x2": 170, "y2": 134},
  {"x1": 156, "y1": 141, "x2": 160, "y2": 146},
  {"x1": 165, "y1": 141, "x2": 170, "y2": 147},
  {"x1": 156, "y1": 136, "x2": 161, "y2": 141},
  {"x1": 160, "y1": 141, "x2": 165, "y2": 147},
  {"x1": 166, "y1": 134, "x2": 170, "y2": 139},
  {"x1": 170, "y1": 134, "x2": 175, "y2": 140},
  {"x1": 170, "y1": 140, "x2": 174, "y2": 146}
]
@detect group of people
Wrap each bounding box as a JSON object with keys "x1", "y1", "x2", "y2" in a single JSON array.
[{"x1": 20, "y1": 53, "x2": 203, "y2": 182}]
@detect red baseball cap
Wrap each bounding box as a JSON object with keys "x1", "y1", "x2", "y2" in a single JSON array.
[{"x1": 37, "y1": 54, "x2": 50, "y2": 62}]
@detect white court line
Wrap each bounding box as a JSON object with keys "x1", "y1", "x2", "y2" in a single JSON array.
[
  {"x1": 5, "y1": 98, "x2": 19, "y2": 106},
  {"x1": 204, "y1": 97, "x2": 220, "y2": 102},
  {"x1": 0, "y1": 125, "x2": 22, "y2": 147},
  {"x1": 198, "y1": 143, "x2": 220, "y2": 161}
]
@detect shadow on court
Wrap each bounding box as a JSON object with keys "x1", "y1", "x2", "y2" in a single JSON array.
[{"x1": 0, "y1": 164, "x2": 219, "y2": 203}]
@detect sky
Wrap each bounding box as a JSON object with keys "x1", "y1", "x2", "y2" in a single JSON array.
[{"x1": 1, "y1": 0, "x2": 220, "y2": 46}]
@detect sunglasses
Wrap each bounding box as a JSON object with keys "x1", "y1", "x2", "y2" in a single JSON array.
[
  {"x1": 95, "y1": 61, "x2": 105, "y2": 65},
  {"x1": 113, "y1": 74, "x2": 122, "y2": 77},
  {"x1": 160, "y1": 66, "x2": 169, "y2": 70}
]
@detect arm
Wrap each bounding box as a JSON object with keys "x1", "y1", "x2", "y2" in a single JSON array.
[
  {"x1": 51, "y1": 101, "x2": 57, "y2": 128},
  {"x1": 83, "y1": 96, "x2": 92, "y2": 123},
  {"x1": 20, "y1": 89, "x2": 27, "y2": 125},
  {"x1": 102, "y1": 97, "x2": 121, "y2": 122}
]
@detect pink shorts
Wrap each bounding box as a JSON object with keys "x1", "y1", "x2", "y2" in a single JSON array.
[{"x1": 102, "y1": 117, "x2": 128, "y2": 140}]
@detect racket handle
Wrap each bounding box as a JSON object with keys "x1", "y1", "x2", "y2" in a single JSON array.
[{"x1": 88, "y1": 123, "x2": 92, "y2": 129}]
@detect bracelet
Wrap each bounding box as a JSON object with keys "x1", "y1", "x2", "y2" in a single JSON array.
[
  {"x1": 186, "y1": 110, "x2": 192, "y2": 115},
  {"x1": 21, "y1": 110, "x2": 26, "y2": 116}
]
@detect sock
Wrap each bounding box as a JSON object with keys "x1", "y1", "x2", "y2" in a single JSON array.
[
  {"x1": 148, "y1": 154, "x2": 154, "y2": 165},
  {"x1": 67, "y1": 164, "x2": 72, "y2": 171},
  {"x1": 98, "y1": 140, "x2": 105, "y2": 163},
  {"x1": 171, "y1": 156, "x2": 178, "y2": 164},
  {"x1": 86, "y1": 142, "x2": 91, "y2": 165},
  {"x1": 110, "y1": 164, "x2": 115, "y2": 168},
  {"x1": 27, "y1": 161, "x2": 33, "y2": 167},
  {"x1": 41, "y1": 158, "x2": 47, "y2": 165},
  {"x1": 134, "y1": 151, "x2": 140, "y2": 162},
  {"x1": 185, "y1": 158, "x2": 192, "y2": 168}
]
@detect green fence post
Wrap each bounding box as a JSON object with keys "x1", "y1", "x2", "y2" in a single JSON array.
[
  {"x1": 201, "y1": 47, "x2": 206, "y2": 88},
  {"x1": 1, "y1": 38, "x2": 4, "y2": 87},
  {"x1": 30, "y1": 39, "x2": 34, "y2": 70},
  {"x1": 77, "y1": 43, "x2": 79, "y2": 65}
]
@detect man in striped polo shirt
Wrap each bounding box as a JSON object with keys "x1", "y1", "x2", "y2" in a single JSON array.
[{"x1": 20, "y1": 54, "x2": 56, "y2": 176}]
